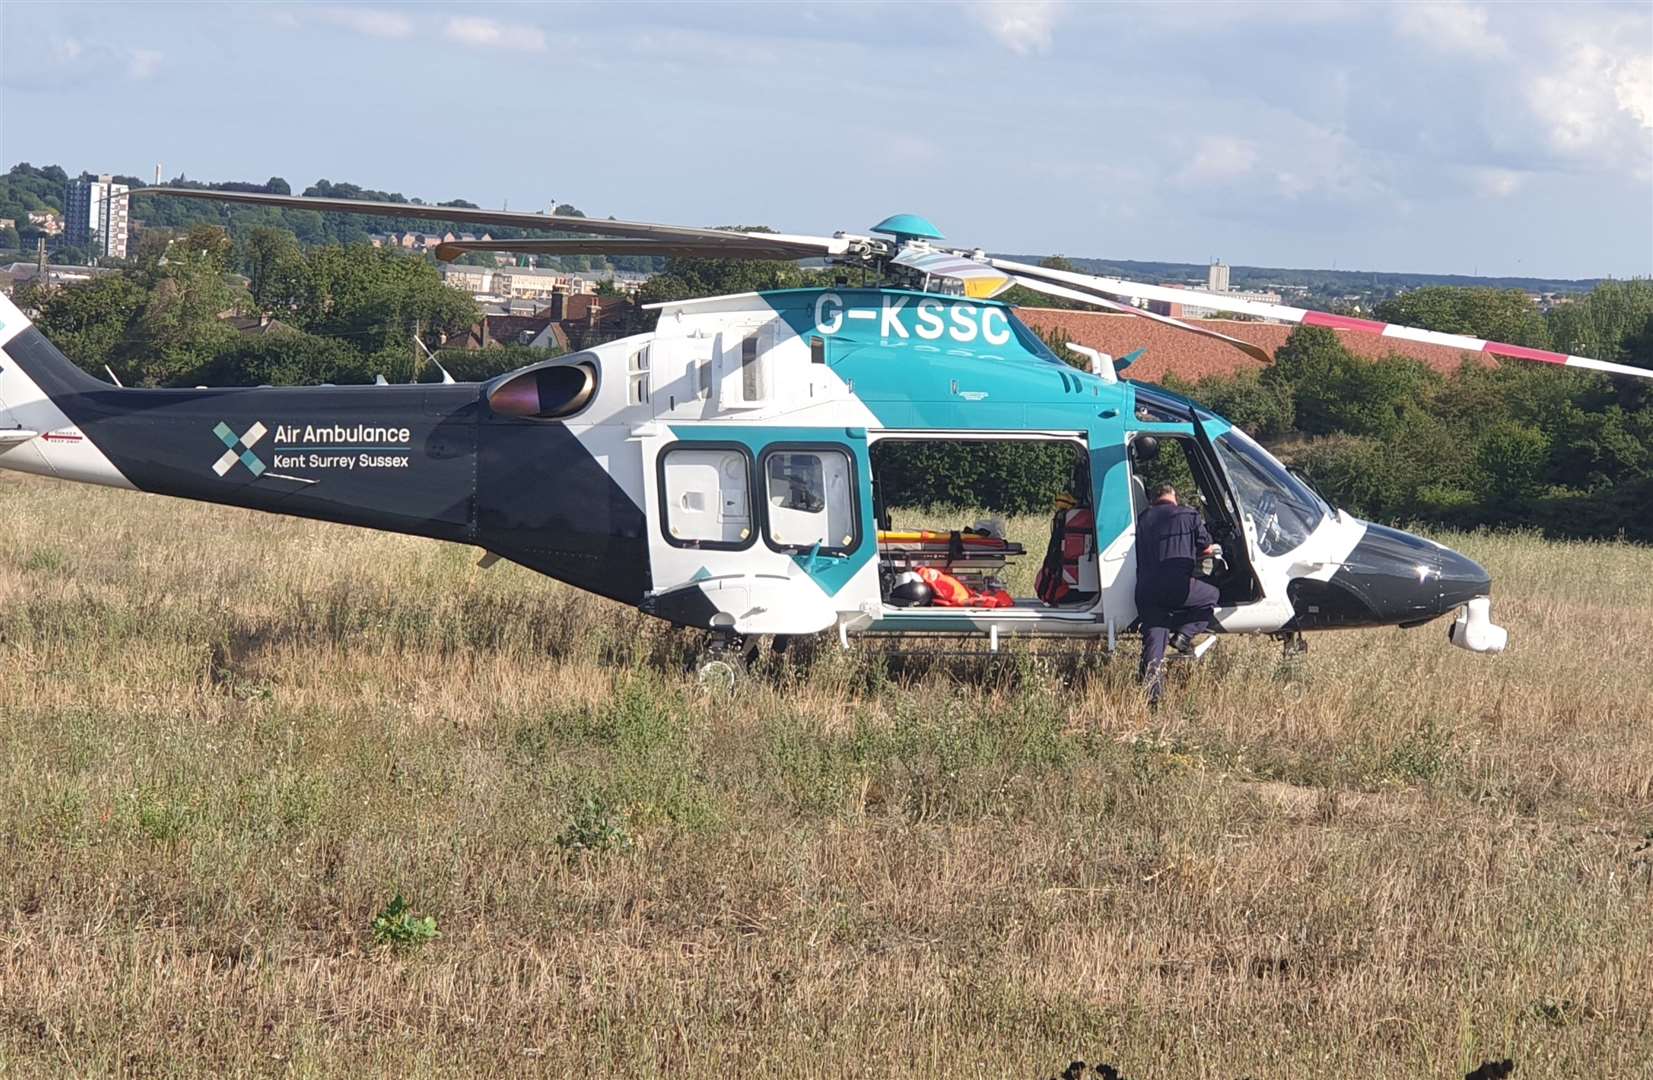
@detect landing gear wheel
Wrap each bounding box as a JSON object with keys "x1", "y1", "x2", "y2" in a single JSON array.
[
  {"x1": 693, "y1": 631, "x2": 750, "y2": 694},
  {"x1": 696, "y1": 657, "x2": 741, "y2": 694}
]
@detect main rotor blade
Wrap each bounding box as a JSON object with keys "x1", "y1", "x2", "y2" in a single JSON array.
[
  {"x1": 141, "y1": 187, "x2": 849, "y2": 254},
  {"x1": 433, "y1": 235, "x2": 830, "y2": 264},
  {"x1": 1010, "y1": 275, "x2": 1274, "y2": 364},
  {"x1": 995, "y1": 257, "x2": 1653, "y2": 381}
]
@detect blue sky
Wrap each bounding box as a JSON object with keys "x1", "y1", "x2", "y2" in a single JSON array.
[{"x1": 3, "y1": 1, "x2": 1650, "y2": 279}]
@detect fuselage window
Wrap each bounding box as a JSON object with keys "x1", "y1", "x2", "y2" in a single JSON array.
[
  {"x1": 741, "y1": 336, "x2": 763, "y2": 401},
  {"x1": 661, "y1": 447, "x2": 752, "y2": 548},
  {"x1": 628, "y1": 347, "x2": 650, "y2": 406},
  {"x1": 763, "y1": 448, "x2": 856, "y2": 552}
]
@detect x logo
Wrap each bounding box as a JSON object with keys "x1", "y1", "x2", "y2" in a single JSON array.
[{"x1": 212, "y1": 421, "x2": 267, "y2": 477}]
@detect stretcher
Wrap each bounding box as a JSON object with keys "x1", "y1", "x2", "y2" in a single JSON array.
[{"x1": 877, "y1": 529, "x2": 1024, "y2": 573}]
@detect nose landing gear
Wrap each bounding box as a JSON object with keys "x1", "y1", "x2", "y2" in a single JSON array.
[{"x1": 1273, "y1": 630, "x2": 1308, "y2": 657}]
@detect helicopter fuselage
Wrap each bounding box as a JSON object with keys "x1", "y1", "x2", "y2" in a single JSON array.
[{"x1": 0, "y1": 287, "x2": 1504, "y2": 654}]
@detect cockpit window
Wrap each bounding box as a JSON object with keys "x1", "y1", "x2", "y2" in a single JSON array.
[{"x1": 1214, "y1": 429, "x2": 1325, "y2": 557}]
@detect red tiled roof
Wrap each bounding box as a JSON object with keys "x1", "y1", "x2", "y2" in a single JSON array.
[{"x1": 1014, "y1": 308, "x2": 1489, "y2": 383}]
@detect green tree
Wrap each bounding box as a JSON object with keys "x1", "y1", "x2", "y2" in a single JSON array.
[
  {"x1": 429, "y1": 344, "x2": 563, "y2": 382},
  {"x1": 195, "y1": 332, "x2": 373, "y2": 386},
  {"x1": 1373, "y1": 286, "x2": 1550, "y2": 348},
  {"x1": 1262, "y1": 326, "x2": 1350, "y2": 434},
  {"x1": 1546, "y1": 279, "x2": 1653, "y2": 366},
  {"x1": 22, "y1": 274, "x2": 148, "y2": 374},
  {"x1": 130, "y1": 227, "x2": 247, "y2": 385},
  {"x1": 1474, "y1": 423, "x2": 1550, "y2": 501},
  {"x1": 1167, "y1": 370, "x2": 1295, "y2": 440},
  {"x1": 271, "y1": 244, "x2": 478, "y2": 364},
  {"x1": 237, "y1": 226, "x2": 302, "y2": 311}
]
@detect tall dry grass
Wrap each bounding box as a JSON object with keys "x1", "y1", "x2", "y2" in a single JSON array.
[{"x1": 1, "y1": 473, "x2": 1649, "y2": 1077}]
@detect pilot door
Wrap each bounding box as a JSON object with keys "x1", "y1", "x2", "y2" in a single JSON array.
[
  {"x1": 638, "y1": 431, "x2": 879, "y2": 636},
  {"x1": 1111, "y1": 418, "x2": 1265, "y2": 628}
]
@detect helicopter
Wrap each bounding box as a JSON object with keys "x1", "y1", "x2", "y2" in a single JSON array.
[{"x1": 2, "y1": 187, "x2": 1648, "y2": 679}]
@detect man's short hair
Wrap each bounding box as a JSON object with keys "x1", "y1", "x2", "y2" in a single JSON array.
[{"x1": 1154, "y1": 484, "x2": 1177, "y2": 500}]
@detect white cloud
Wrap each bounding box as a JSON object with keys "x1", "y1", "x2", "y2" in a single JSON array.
[
  {"x1": 1471, "y1": 167, "x2": 1524, "y2": 198},
  {"x1": 1613, "y1": 49, "x2": 1653, "y2": 129},
  {"x1": 1526, "y1": 42, "x2": 1653, "y2": 168},
  {"x1": 444, "y1": 16, "x2": 547, "y2": 52},
  {"x1": 1173, "y1": 135, "x2": 1259, "y2": 188},
  {"x1": 314, "y1": 7, "x2": 414, "y2": 40},
  {"x1": 968, "y1": 0, "x2": 1062, "y2": 56},
  {"x1": 1394, "y1": 2, "x2": 1507, "y2": 59},
  {"x1": 127, "y1": 48, "x2": 163, "y2": 80}
]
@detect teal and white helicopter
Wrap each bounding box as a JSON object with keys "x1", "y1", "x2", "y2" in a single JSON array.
[{"x1": 3, "y1": 188, "x2": 1647, "y2": 677}]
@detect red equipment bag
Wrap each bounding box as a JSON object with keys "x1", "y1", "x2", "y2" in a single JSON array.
[{"x1": 1035, "y1": 507, "x2": 1096, "y2": 606}]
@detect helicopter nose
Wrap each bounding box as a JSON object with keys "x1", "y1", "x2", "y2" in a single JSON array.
[
  {"x1": 1288, "y1": 522, "x2": 1490, "y2": 630},
  {"x1": 1437, "y1": 544, "x2": 1492, "y2": 609},
  {"x1": 1340, "y1": 523, "x2": 1492, "y2": 623}
]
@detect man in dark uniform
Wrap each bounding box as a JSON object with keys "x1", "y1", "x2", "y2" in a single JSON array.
[{"x1": 1135, "y1": 484, "x2": 1220, "y2": 704}]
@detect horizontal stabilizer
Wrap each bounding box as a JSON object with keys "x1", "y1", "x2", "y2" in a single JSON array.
[{"x1": 0, "y1": 428, "x2": 40, "y2": 448}]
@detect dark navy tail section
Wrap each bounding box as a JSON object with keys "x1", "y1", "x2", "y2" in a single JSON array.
[
  {"x1": 2, "y1": 323, "x2": 479, "y2": 543},
  {"x1": 1, "y1": 301, "x2": 650, "y2": 602},
  {"x1": 474, "y1": 421, "x2": 650, "y2": 605}
]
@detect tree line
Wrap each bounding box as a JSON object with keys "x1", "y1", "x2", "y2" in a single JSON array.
[
  {"x1": 1162, "y1": 283, "x2": 1653, "y2": 541},
  {"x1": 15, "y1": 223, "x2": 521, "y2": 387}
]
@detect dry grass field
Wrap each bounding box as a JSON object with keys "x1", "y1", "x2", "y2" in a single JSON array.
[{"x1": 1, "y1": 472, "x2": 1650, "y2": 1078}]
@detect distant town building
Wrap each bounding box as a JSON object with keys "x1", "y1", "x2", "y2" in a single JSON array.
[
  {"x1": 0, "y1": 261, "x2": 118, "y2": 298},
  {"x1": 379, "y1": 230, "x2": 493, "y2": 254},
  {"x1": 1207, "y1": 259, "x2": 1230, "y2": 293},
  {"x1": 494, "y1": 266, "x2": 578, "y2": 301},
  {"x1": 440, "y1": 263, "x2": 495, "y2": 295},
  {"x1": 1146, "y1": 282, "x2": 1282, "y2": 319},
  {"x1": 63, "y1": 174, "x2": 130, "y2": 260}
]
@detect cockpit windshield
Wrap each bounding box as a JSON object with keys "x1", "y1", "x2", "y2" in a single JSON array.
[{"x1": 1213, "y1": 428, "x2": 1327, "y2": 557}]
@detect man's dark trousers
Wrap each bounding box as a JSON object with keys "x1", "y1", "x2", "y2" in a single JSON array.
[
  {"x1": 1137, "y1": 579, "x2": 1219, "y2": 704},
  {"x1": 1135, "y1": 500, "x2": 1218, "y2": 704}
]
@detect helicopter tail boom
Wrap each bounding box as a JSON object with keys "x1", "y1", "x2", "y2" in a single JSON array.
[{"x1": 0, "y1": 292, "x2": 481, "y2": 544}]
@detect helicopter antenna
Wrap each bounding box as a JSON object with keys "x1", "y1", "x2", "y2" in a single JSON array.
[{"x1": 414, "y1": 334, "x2": 455, "y2": 384}]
